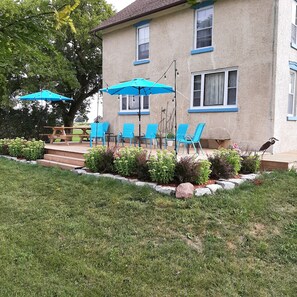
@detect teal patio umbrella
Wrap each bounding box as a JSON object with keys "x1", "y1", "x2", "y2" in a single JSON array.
[
  {"x1": 101, "y1": 78, "x2": 174, "y2": 146},
  {"x1": 19, "y1": 90, "x2": 73, "y2": 102}
]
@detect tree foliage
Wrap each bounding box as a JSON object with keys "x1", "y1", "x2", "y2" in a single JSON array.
[{"x1": 0, "y1": 0, "x2": 114, "y2": 125}]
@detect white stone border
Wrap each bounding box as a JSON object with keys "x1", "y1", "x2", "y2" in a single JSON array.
[
  {"x1": 0, "y1": 155, "x2": 260, "y2": 197},
  {"x1": 73, "y1": 168, "x2": 260, "y2": 197}
]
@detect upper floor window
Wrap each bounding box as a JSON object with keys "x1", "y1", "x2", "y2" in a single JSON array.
[
  {"x1": 292, "y1": 2, "x2": 297, "y2": 46},
  {"x1": 288, "y1": 70, "x2": 296, "y2": 116},
  {"x1": 137, "y1": 24, "x2": 149, "y2": 60},
  {"x1": 192, "y1": 69, "x2": 238, "y2": 109},
  {"x1": 195, "y1": 6, "x2": 213, "y2": 49},
  {"x1": 120, "y1": 95, "x2": 149, "y2": 112}
]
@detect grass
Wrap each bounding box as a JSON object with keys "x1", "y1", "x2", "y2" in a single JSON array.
[{"x1": 0, "y1": 157, "x2": 296, "y2": 296}]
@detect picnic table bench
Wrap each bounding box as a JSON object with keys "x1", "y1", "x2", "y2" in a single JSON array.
[{"x1": 42, "y1": 126, "x2": 91, "y2": 145}]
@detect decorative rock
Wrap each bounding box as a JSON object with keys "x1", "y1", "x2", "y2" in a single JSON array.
[
  {"x1": 215, "y1": 180, "x2": 235, "y2": 190},
  {"x1": 155, "y1": 186, "x2": 176, "y2": 196},
  {"x1": 194, "y1": 187, "x2": 212, "y2": 197},
  {"x1": 206, "y1": 184, "x2": 223, "y2": 193},
  {"x1": 113, "y1": 175, "x2": 129, "y2": 183},
  {"x1": 73, "y1": 169, "x2": 87, "y2": 175},
  {"x1": 228, "y1": 178, "x2": 245, "y2": 186},
  {"x1": 176, "y1": 183, "x2": 194, "y2": 199},
  {"x1": 135, "y1": 181, "x2": 157, "y2": 189},
  {"x1": 240, "y1": 174, "x2": 259, "y2": 180},
  {"x1": 101, "y1": 173, "x2": 117, "y2": 179}
]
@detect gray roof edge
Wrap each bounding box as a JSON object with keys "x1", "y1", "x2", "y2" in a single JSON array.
[{"x1": 90, "y1": 0, "x2": 187, "y2": 33}]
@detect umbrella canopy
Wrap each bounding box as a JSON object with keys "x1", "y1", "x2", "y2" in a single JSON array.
[
  {"x1": 19, "y1": 90, "x2": 73, "y2": 102},
  {"x1": 101, "y1": 78, "x2": 174, "y2": 147}
]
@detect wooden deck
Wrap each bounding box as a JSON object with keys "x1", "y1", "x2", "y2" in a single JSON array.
[{"x1": 39, "y1": 142, "x2": 297, "y2": 171}]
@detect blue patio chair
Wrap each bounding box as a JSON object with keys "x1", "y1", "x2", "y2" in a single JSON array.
[
  {"x1": 164, "y1": 123, "x2": 189, "y2": 149},
  {"x1": 141, "y1": 123, "x2": 159, "y2": 149},
  {"x1": 117, "y1": 123, "x2": 135, "y2": 146},
  {"x1": 90, "y1": 122, "x2": 109, "y2": 147},
  {"x1": 177, "y1": 123, "x2": 205, "y2": 154}
]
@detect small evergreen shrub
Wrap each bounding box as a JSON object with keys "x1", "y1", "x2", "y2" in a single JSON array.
[
  {"x1": 8, "y1": 137, "x2": 27, "y2": 158},
  {"x1": 240, "y1": 154, "x2": 260, "y2": 174},
  {"x1": 196, "y1": 160, "x2": 212, "y2": 185},
  {"x1": 84, "y1": 146, "x2": 115, "y2": 173},
  {"x1": 135, "y1": 151, "x2": 150, "y2": 181},
  {"x1": 0, "y1": 138, "x2": 12, "y2": 155},
  {"x1": 114, "y1": 147, "x2": 143, "y2": 177},
  {"x1": 22, "y1": 140, "x2": 44, "y2": 160},
  {"x1": 148, "y1": 151, "x2": 176, "y2": 184}
]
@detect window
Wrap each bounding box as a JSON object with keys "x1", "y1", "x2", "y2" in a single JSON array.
[
  {"x1": 120, "y1": 95, "x2": 149, "y2": 112},
  {"x1": 137, "y1": 25, "x2": 149, "y2": 60},
  {"x1": 195, "y1": 6, "x2": 213, "y2": 49},
  {"x1": 192, "y1": 69, "x2": 238, "y2": 109},
  {"x1": 288, "y1": 70, "x2": 296, "y2": 116},
  {"x1": 292, "y1": 2, "x2": 297, "y2": 46}
]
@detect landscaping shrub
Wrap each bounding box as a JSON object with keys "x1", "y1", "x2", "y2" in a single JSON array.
[
  {"x1": 240, "y1": 154, "x2": 260, "y2": 174},
  {"x1": 8, "y1": 137, "x2": 27, "y2": 158},
  {"x1": 135, "y1": 150, "x2": 150, "y2": 181},
  {"x1": 0, "y1": 138, "x2": 11, "y2": 155},
  {"x1": 174, "y1": 156, "x2": 200, "y2": 184},
  {"x1": 208, "y1": 153, "x2": 235, "y2": 180},
  {"x1": 22, "y1": 140, "x2": 44, "y2": 161},
  {"x1": 196, "y1": 160, "x2": 212, "y2": 185},
  {"x1": 209, "y1": 149, "x2": 241, "y2": 179},
  {"x1": 84, "y1": 146, "x2": 116, "y2": 173},
  {"x1": 148, "y1": 151, "x2": 176, "y2": 184},
  {"x1": 114, "y1": 147, "x2": 143, "y2": 177}
]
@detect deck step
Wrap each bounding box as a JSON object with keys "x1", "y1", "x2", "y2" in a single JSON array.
[
  {"x1": 260, "y1": 160, "x2": 296, "y2": 171},
  {"x1": 45, "y1": 148, "x2": 85, "y2": 159},
  {"x1": 44, "y1": 154, "x2": 85, "y2": 167},
  {"x1": 37, "y1": 159, "x2": 81, "y2": 170}
]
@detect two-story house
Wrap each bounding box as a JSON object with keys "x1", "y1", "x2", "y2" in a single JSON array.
[{"x1": 91, "y1": 0, "x2": 297, "y2": 153}]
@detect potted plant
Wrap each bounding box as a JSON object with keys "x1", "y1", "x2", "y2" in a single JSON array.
[{"x1": 166, "y1": 132, "x2": 175, "y2": 147}]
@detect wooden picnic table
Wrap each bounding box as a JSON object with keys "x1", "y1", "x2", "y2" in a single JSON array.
[{"x1": 42, "y1": 126, "x2": 91, "y2": 145}]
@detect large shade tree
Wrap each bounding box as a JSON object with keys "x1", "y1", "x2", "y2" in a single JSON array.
[{"x1": 0, "y1": 0, "x2": 114, "y2": 125}]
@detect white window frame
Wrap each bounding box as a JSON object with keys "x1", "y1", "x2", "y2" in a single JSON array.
[
  {"x1": 194, "y1": 5, "x2": 214, "y2": 50},
  {"x1": 191, "y1": 68, "x2": 238, "y2": 110},
  {"x1": 292, "y1": 1, "x2": 297, "y2": 45},
  {"x1": 120, "y1": 95, "x2": 150, "y2": 113},
  {"x1": 136, "y1": 24, "x2": 149, "y2": 61},
  {"x1": 288, "y1": 70, "x2": 296, "y2": 117}
]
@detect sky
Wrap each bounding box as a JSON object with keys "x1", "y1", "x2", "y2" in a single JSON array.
[{"x1": 107, "y1": 0, "x2": 135, "y2": 12}]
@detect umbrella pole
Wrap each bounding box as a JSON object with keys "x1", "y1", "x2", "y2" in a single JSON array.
[
  {"x1": 174, "y1": 60, "x2": 177, "y2": 155},
  {"x1": 138, "y1": 89, "x2": 141, "y2": 147}
]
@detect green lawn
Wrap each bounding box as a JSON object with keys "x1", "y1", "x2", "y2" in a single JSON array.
[{"x1": 0, "y1": 158, "x2": 296, "y2": 297}]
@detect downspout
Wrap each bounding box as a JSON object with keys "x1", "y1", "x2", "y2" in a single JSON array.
[{"x1": 270, "y1": 0, "x2": 279, "y2": 153}]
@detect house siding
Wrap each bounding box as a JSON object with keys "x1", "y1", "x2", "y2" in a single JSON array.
[{"x1": 101, "y1": 0, "x2": 281, "y2": 152}]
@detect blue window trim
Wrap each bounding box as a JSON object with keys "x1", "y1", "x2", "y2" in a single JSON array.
[
  {"x1": 191, "y1": 46, "x2": 214, "y2": 55},
  {"x1": 287, "y1": 116, "x2": 297, "y2": 121},
  {"x1": 133, "y1": 20, "x2": 151, "y2": 27},
  {"x1": 291, "y1": 43, "x2": 297, "y2": 50},
  {"x1": 188, "y1": 107, "x2": 239, "y2": 113},
  {"x1": 191, "y1": 0, "x2": 214, "y2": 9},
  {"x1": 118, "y1": 111, "x2": 150, "y2": 116},
  {"x1": 289, "y1": 61, "x2": 297, "y2": 71},
  {"x1": 133, "y1": 59, "x2": 150, "y2": 66}
]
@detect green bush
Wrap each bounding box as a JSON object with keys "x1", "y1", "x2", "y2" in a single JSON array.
[
  {"x1": 148, "y1": 151, "x2": 176, "y2": 184},
  {"x1": 84, "y1": 146, "x2": 115, "y2": 173},
  {"x1": 240, "y1": 154, "x2": 260, "y2": 174},
  {"x1": 0, "y1": 138, "x2": 12, "y2": 155},
  {"x1": 209, "y1": 149, "x2": 241, "y2": 179},
  {"x1": 8, "y1": 137, "x2": 27, "y2": 158},
  {"x1": 22, "y1": 140, "x2": 44, "y2": 160},
  {"x1": 196, "y1": 160, "x2": 212, "y2": 185},
  {"x1": 114, "y1": 147, "x2": 143, "y2": 177}
]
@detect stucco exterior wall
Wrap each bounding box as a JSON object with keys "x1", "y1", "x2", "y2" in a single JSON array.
[
  {"x1": 102, "y1": 0, "x2": 276, "y2": 151},
  {"x1": 273, "y1": 0, "x2": 297, "y2": 153}
]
